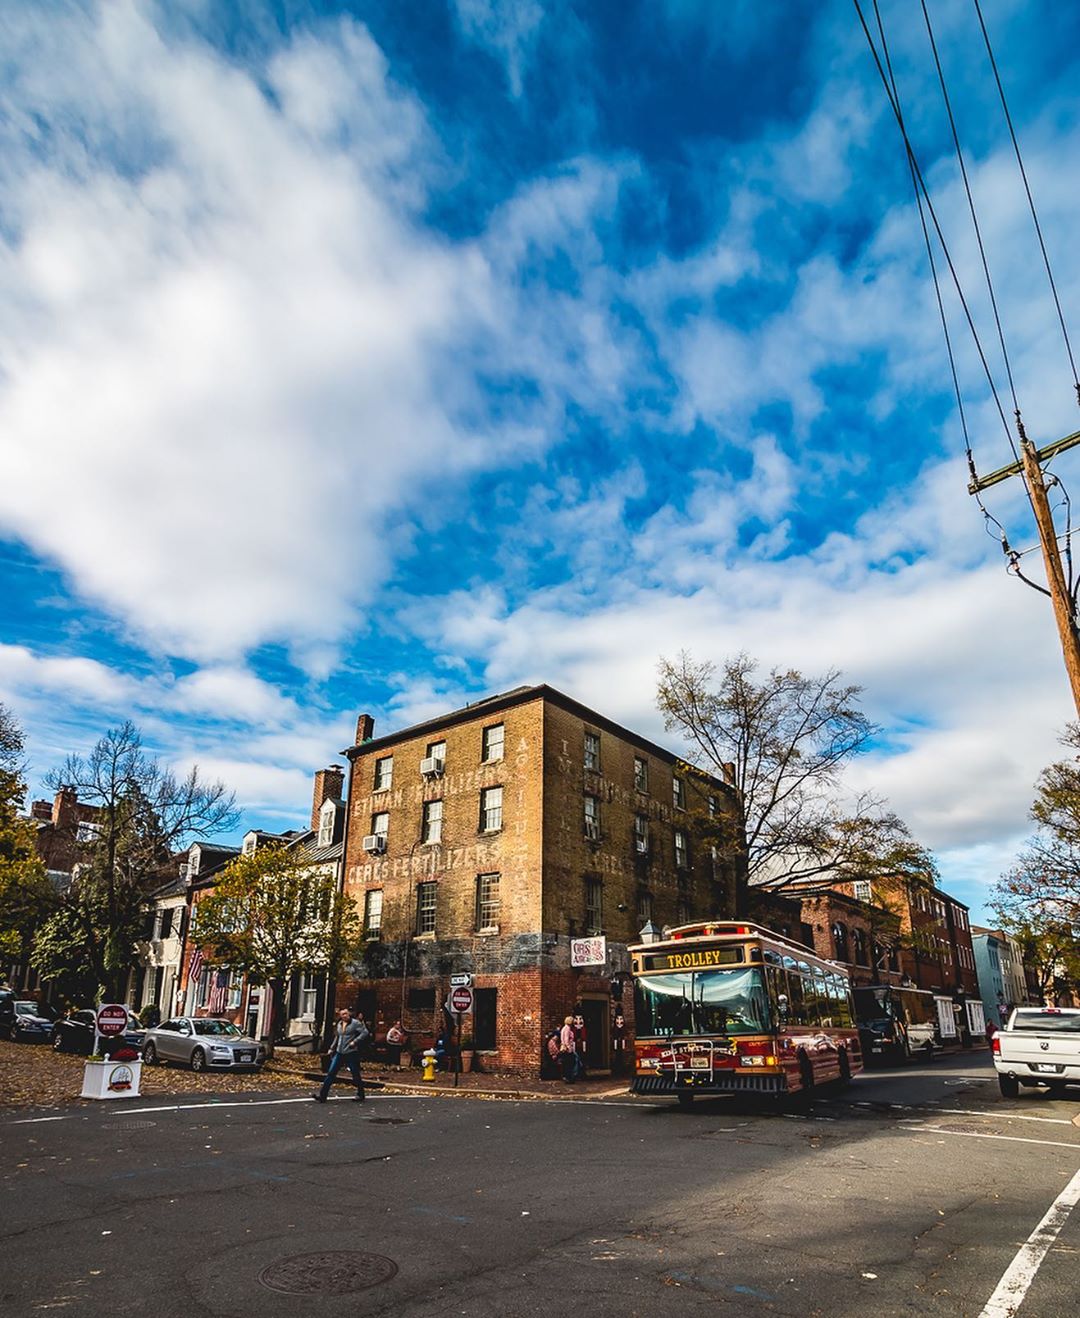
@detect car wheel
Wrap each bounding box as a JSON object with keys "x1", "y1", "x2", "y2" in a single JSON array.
[
  {"x1": 836, "y1": 1048, "x2": 852, "y2": 1088},
  {"x1": 998, "y1": 1073, "x2": 1020, "y2": 1099},
  {"x1": 142, "y1": 1042, "x2": 158, "y2": 1066},
  {"x1": 792, "y1": 1054, "x2": 816, "y2": 1107},
  {"x1": 190, "y1": 1048, "x2": 206, "y2": 1073}
]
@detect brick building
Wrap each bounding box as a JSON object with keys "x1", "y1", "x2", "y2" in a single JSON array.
[
  {"x1": 338, "y1": 685, "x2": 740, "y2": 1074},
  {"x1": 792, "y1": 887, "x2": 904, "y2": 989},
  {"x1": 26, "y1": 786, "x2": 105, "y2": 890}
]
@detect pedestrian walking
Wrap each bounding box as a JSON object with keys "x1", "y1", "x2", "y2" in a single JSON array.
[
  {"x1": 572, "y1": 1013, "x2": 588, "y2": 1079},
  {"x1": 312, "y1": 1008, "x2": 369, "y2": 1102},
  {"x1": 559, "y1": 1015, "x2": 577, "y2": 1083},
  {"x1": 611, "y1": 1010, "x2": 628, "y2": 1076}
]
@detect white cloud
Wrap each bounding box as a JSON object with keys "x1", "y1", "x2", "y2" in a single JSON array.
[{"x1": 452, "y1": 0, "x2": 545, "y2": 98}]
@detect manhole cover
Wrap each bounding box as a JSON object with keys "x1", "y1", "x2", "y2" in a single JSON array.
[{"x1": 259, "y1": 1251, "x2": 397, "y2": 1295}]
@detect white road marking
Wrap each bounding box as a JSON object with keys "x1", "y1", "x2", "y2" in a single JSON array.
[
  {"x1": 978, "y1": 1165, "x2": 1080, "y2": 1318},
  {"x1": 901, "y1": 1124, "x2": 1080, "y2": 1152},
  {"x1": 7, "y1": 1094, "x2": 423, "y2": 1124},
  {"x1": 936, "y1": 1109, "x2": 1074, "y2": 1127}
]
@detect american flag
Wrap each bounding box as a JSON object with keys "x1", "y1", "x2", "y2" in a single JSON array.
[
  {"x1": 188, "y1": 946, "x2": 204, "y2": 987},
  {"x1": 208, "y1": 969, "x2": 230, "y2": 1014}
]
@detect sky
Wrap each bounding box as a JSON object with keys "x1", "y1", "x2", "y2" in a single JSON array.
[{"x1": 3, "y1": 0, "x2": 1080, "y2": 922}]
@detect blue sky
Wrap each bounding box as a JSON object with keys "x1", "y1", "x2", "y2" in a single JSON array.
[{"x1": 3, "y1": 0, "x2": 1080, "y2": 921}]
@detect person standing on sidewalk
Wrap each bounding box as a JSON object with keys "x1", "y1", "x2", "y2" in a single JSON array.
[
  {"x1": 312, "y1": 1008, "x2": 369, "y2": 1103},
  {"x1": 559, "y1": 1015, "x2": 577, "y2": 1084}
]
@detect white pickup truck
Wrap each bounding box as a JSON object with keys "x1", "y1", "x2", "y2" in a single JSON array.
[{"x1": 992, "y1": 1006, "x2": 1080, "y2": 1098}]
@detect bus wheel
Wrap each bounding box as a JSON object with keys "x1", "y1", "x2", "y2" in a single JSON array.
[
  {"x1": 836, "y1": 1049, "x2": 851, "y2": 1089},
  {"x1": 676, "y1": 1092, "x2": 694, "y2": 1109}
]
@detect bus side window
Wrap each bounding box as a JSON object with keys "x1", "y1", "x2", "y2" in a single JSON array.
[
  {"x1": 766, "y1": 965, "x2": 788, "y2": 1026},
  {"x1": 796, "y1": 962, "x2": 817, "y2": 1026},
  {"x1": 787, "y1": 968, "x2": 806, "y2": 1026},
  {"x1": 832, "y1": 975, "x2": 853, "y2": 1028},
  {"x1": 815, "y1": 970, "x2": 833, "y2": 1027}
]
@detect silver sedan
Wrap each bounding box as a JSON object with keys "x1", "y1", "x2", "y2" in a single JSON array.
[{"x1": 141, "y1": 1017, "x2": 265, "y2": 1072}]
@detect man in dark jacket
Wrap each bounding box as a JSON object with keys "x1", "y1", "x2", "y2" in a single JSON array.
[{"x1": 312, "y1": 1008, "x2": 369, "y2": 1102}]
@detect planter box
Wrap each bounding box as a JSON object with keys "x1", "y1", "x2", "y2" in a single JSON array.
[{"x1": 81, "y1": 1058, "x2": 142, "y2": 1100}]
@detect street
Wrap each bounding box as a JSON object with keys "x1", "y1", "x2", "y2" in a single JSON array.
[{"x1": 3, "y1": 1052, "x2": 1079, "y2": 1316}]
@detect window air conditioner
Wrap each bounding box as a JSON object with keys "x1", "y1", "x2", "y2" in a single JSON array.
[
  {"x1": 420, "y1": 756, "x2": 444, "y2": 778},
  {"x1": 362, "y1": 834, "x2": 387, "y2": 854}
]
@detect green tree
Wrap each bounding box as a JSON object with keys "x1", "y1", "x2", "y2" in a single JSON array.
[
  {"x1": 192, "y1": 846, "x2": 362, "y2": 1054},
  {"x1": 38, "y1": 721, "x2": 236, "y2": 999},
  {"x1": 657, "y1": 652, "x2": 935, "y2": 914},
  {"x1": 0, "y1": 703, "x2": 56, "y2": 982}
]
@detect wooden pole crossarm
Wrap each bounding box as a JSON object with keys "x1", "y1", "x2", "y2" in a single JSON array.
[{"x1": 968, "y1": 428, "x2": 1080, "y2": 494}]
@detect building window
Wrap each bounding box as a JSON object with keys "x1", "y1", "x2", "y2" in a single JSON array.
[
  {"x1": 584, "y1": 793, "x2": 601, "y2": 840},
  {"x1": 852, "y1": 928, "x2": 869, "y2": 966},
  {"x1": 374, "y1": 756, "x2": 393, "y2": 791},
  {"x1": 481, "y1": 724, "x2": 504, "y2": 763},
  {"x1": 416, "y1": 881, "x2": 438, "y2": 935},
  {"x1": 318, "y1": 801, "x2": 335, "y2": 848},
  {"x1": 673, "y1": 777, "x2": 685, "y2": 810},
  {"x1": 300, "y1": 971, "x2": 319, "y2": 1021},
  {"x1": 407, "y1": 986, "x2": 435, "y2": 1011},
  {"x1": 371, "y1": 811, "x2": 389, "y2": 840},
  {"x1": 676, "y1": 898, "x2": 690, "y2": 925},
  {"x1": 228, "y1": 976, "x2": 242, "y2": 1010},
  {"x1": 475, "y1": 873, "x2": 500, "y2": 930},
  {"x1": 832, "y1": 922, "x2": 850, "y2": 962},
  {"x1": 75, "y1": 821, "x2": 100, "y2": 844},
  {"x1": 708, "y1": 795, "x2": 718, "y2": 818},
  {"x1": 427, "y1": 740, "x2": 446, "y2": 766},
  {"x1": 585, "y1": 878, "x2": 603, "y2": 935},
  {"x1": 634, "y1": 813, "x2": 649, "y2": 854},
  {"x1": 674, "y1": 829, "x2": 689, "y2": 869},
  {"x1": 634, "y1": 757, "x2": 648, "y2": 792},
  {"x1": 242, "y1": 834, "x2": 257, "y2": 856},
  {"x1": 584, "y1": 730, "x2": 601, "y2": 772},
  {"x1": 480, "y1": 785, "x2": 503, "y2": 832},
  {"x1": 637, "y1": 890, "x2": 653, "y2": 926},
  {"x1": 421, "y1": 799, "x2": 443, "y2": 845},
  {"x1": 364, "y1": 889, "x2": 383, "y2": 938},
  {"x1": 853, "y1": 880, "x2": 872, "y2": 903},
  {"x1": 473, "y1": 987, "x2": 497, "y2": 1050}
]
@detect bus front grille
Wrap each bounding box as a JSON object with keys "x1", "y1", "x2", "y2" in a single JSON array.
[{"x1": 632, "y1": 1073, "x2": 786, "y2": 1095}]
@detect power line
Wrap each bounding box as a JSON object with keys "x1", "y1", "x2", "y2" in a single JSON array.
[
  {"x1": 972, "y1": 0, "x2": 1080, "y2": 406},
  {"x1": 921, "y1": 0, "x2": 1020, "y2": 422}
]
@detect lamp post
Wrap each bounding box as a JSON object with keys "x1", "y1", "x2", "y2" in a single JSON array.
[{"x1": 638, "y1": 920, "x2": 663, "y2": 945}]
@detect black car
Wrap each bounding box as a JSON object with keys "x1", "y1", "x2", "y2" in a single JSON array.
[
  {"x1": 0, "y1": 987, "x2": 16, "y2": 1039},
  {"x1": 51, "y1": 1009, "x2": 144, "y2": 1055},
  {"x1": 8, "y1": 1000, "x2": 58, "y2": 1043}
]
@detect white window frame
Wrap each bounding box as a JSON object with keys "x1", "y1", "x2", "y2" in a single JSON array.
[
  {"x1": 634, "y1": 813, "x2": 649, "y2": 854},
  {"x1": 584, "y1": 731, "x2": 601, "y2": 772},
  {"x1": 476, "y1": 872, "x2": 500, "y2": 931},
  {"x1": 373, "y1": 756, "x2": 393, "y2": 792},
  {"x1": 585, "y1": 878, "x2": 603, "y2": 936},
  {"x1": 584, "y1": 793, "x2": 601, "y2": 840},
  {"x1": 299, "y1": 971, "x2": 318, "y2": 1021},
  {"x1": 673, "y1": 777, "x2": 685, "y2": 810},
  {"x1": 364, "y1": 889, "x2": 383, "y2": 938},
  {"x1": 422, "y1": 798, "x2": 443, "y2": 845},
  {"x1": 416, "y1": 881, "x2": 438, "y2": 935},
  {"x1": 480, "y1": 786, "x2": 503, "y2": 833},
  {"x1": 371, "y1": 811, "x2": 389, "y2": 839},
  {"x1": 674, "y1": 828, "x2": 689, "y2": 869},
  {"x1": 634, "y1": 757, "x2": 648, "y2": 792},
  {"x1": 481, "y1": 724, "x2": 505, "y2": 764}
]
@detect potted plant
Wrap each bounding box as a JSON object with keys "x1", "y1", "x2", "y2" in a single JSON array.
[{"x1": 459, "y1": 1034, "x2": 475, "y2": 1074}]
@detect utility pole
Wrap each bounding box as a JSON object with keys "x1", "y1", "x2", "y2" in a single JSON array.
[{"x1": 969, "y1": 427, "x2": 1080, "y2": 720}]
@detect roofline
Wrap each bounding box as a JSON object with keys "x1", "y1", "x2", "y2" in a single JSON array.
[{"x1": 342, "y1": 683, "x2": 735, "y2": 794}]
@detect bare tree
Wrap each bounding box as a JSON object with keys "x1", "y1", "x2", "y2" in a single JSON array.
[
  {"x1": 38, "y1": 721, "x2": 236, "y2": 999},
  {"x1": 657, "y1": 652, "x2": 935, "y2": 913}
]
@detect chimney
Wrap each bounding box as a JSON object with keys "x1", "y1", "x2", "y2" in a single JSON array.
[
  {"x1": 312, "y1": 766, "x2": 346, "y2": 831},
  {"x1": 355, "y1": 713, "x2": 375, "y2": 744},
  {"x1": 52, "y1": 786, "x2": 78, "y2": 829},
  {"x1": 721, "y1": 762, "x2": 737, "y2": 787}
]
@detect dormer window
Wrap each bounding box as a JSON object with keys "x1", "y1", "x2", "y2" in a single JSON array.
[
  {"x1": 188, "y1": 846, "x2": 201, "y2": 876},
  {"x1": 242, "y1": 832, "x2": 258, "y2": 856},
  {"x1": 318, "y1": 799, "x2": 337, "y2": 848}
]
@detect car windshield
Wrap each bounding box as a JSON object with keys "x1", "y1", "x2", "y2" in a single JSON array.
[
  {"x1": 192, "y1": 1020, "x2": 242, "y2": 1037},
  {"x1": 1011, "y1": 1011, "x2": 1080, "y2": 1033},
  {"x1": 16, "y1": 1002, "x2": 56, "y2": 1019},
  {"x1": 635, "y1": 968, "x2": 771, "y2": 1037}
]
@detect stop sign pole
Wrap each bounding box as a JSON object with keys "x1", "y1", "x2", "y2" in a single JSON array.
[{"x1": 448, "y1": 985, "x2": 473, "y2": 1089}]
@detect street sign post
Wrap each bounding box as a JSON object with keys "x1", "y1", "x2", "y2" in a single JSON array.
[
  {"x1": 95, "y1": 1003, "x2": 128, "y2": 1053},
  {"x1": 450, "y1": 986, "x2": 474, "y2": 1014},
  {"x1": 449, "y1": 973, "x2": 473, "y2": 988}
]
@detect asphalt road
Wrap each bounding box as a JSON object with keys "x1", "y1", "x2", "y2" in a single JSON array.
[{"x1": 3, "y1": 1050, "x2": 1079, "y2": 1317}]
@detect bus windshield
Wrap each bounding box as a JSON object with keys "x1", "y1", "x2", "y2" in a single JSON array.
[{"x1": 636, "y1": 967, "x2": 771, "y2": 1037}]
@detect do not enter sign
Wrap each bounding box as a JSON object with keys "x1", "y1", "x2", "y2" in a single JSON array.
[
  {"x1": 449, "y1": 986, "x2": 473, "y2": 1014},
  {"x1": 96, "y1": 1004, "x2": 129, "y2": 1037}
]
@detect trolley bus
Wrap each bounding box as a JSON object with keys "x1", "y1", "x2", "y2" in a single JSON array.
[{"x1": 630, "y1": 921, "x2": 862, "y2": 1105}]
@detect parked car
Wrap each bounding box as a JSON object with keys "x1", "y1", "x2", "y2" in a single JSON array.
[
  {"x1": 992, "y1": 1006, "x2": 1080, "y2": 1097},
  {"x1": 8, "y1": 1000, "x2": 58, "y2": 1043},
  {"x1": 141, "y1": 1017, "x2": 265, "y2": 1072},
  {"x1": 51, "y1": 1008, "x2": 145, "y2": 1055}
]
